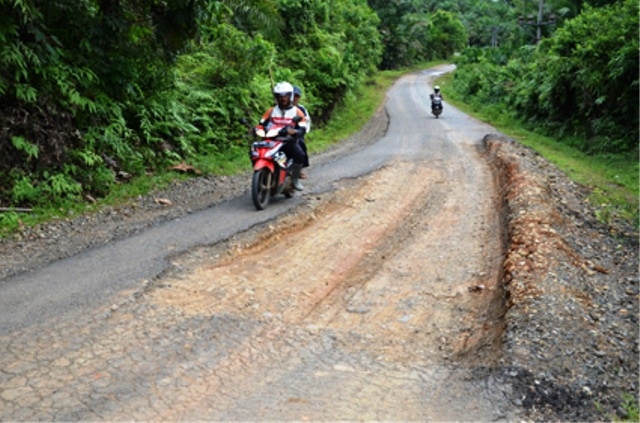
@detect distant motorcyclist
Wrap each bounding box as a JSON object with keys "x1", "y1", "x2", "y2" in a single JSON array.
[{"x1": 429, "y1": 85, "x2": 443, "y2": 115}]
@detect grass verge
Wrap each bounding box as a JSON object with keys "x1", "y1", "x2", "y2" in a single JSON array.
[{"x1": 437, "y1": 73, "x2": 639, "y2": 228}]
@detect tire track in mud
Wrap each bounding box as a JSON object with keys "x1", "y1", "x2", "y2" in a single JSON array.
[{"x1": 151, "y1": 160, "x2": 449, "y2": 325}]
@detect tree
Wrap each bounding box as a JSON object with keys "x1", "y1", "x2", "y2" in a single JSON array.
[
  {"x1": 452, "y1": 0, "x2": 639, "y2": 153},
  {"x1": 427, "y1": 10, "x2": 467, "y2": 58},
  {"x1": 368, "y1": 0, "x2": 428, "y2": 69},
  {"x1": 274, "y1": 0, "x2": 383, "y2": 120},
  {"x1": 535, "y1": 0, "x2": 639, "y2": 151}
]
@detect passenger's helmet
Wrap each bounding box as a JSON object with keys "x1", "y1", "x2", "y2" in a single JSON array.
[
  {"x1": 273, "y1": 82, "x2": 294, "y2": 102},
  {"x1": 293, "y1": 85, "x2": 302, "y2": 97},
  {"x1": 434, "y1": 85, "x2": 440, "y2": 93}
]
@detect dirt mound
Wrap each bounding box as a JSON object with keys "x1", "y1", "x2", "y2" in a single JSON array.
[{"x1": 486, "y1": 134, "x2": 638, "y2": 421}]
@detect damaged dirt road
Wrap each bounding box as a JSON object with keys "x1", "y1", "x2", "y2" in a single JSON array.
[
  {"x1": 0, "y1": 65, "x2": 519, "y2": 420},
  {"x1": 6, "y1": 64, "x2": 636, "y2": 421},
  {"x1": 143, "y1": 69, "x2": 515, "y2": 419},
  {"x1": 148, "y1": 156, "x2": 509, "y2": 419}
]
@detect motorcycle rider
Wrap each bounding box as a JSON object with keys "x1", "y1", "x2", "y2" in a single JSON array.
[
  {"x1": 256, "y1": 81, "x2": 308, "y2": 191},
  {"x1": 430, "y1": 85, "x2": 443, "y2": 101},
  {"x1": 293, "y1": 85, "x2": 310, "y2": 179},
  {"x1": 429, "y1": 85, "x2": 443, "y2": 114}
]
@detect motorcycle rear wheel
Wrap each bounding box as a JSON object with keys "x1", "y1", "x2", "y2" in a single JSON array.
[{"x1": 252, "y1": 168, "x2": 272, "y2": 210}]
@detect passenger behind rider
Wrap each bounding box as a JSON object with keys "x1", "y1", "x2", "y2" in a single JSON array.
[
  {"x1": 293, "y1": 85, "x2": 310, "y2": 179},
  {"x1": 255, "y1": 81, "x2": 308, "y2": 191}
]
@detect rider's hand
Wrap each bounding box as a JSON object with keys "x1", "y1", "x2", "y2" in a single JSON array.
[{"x1": 286, "y1": 127, "x2": 296, "y2": 136}]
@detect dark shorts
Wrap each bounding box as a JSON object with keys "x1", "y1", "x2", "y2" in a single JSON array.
[
  {"x1": 281, "y1": 140, "x2": 305, "y2": 165},
  {"x1": 300, "y1": 138, "x2": 309, "y2": 167}
]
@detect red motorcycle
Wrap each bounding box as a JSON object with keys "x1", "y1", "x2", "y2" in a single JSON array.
[{"x1": 240, "y1": 117, "x2": 301, "y2": 210}]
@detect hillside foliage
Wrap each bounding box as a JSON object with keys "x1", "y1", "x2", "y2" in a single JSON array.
[
  {"x1": 451, "y1": 0, "x2": 638, "y2": 154},
  {"x1": 0, "y1": 0, "x2": 636, "y2": 221}
]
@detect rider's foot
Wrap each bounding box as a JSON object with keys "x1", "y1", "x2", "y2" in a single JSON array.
[
  {"x1": 291, "y1": 164, "x2": 304, "y2": 191},
  {"x1": 292, "y1": 179, "x2": 304, "y2": 191}
]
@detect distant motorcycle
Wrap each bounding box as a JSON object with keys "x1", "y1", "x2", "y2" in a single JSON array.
[
  {"x1": 431, "y1": 96, "x2": 443, "y2": 118},
  {"x1": 240, "y1": 117, "x2": 301, "y2": 210}
]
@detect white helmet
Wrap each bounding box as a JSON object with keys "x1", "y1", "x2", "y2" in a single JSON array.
[
  {"x1": 434, "y1": 85, "x2": 441, "y2": 93},
  {"x1": 273, "y1": 81, "x2": 294, "y2": 101}
]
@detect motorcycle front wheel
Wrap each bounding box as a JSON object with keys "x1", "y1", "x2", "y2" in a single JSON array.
[{"x1": 251, "y1": 168, "x2": 272, "y2": 210}]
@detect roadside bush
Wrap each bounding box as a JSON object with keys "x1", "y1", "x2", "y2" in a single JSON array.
[
  {"x1": 0, "y1": 0, "x2": 185, "y2": 207},
  {"x1": 275, "y1": 0, "x2": 382, "y2": 121}
]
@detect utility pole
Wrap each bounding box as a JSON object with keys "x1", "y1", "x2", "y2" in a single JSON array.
[
  {"x1": 536, "y1": 0, "x2": 544, "y2": 44},
  {"x1": 518, "y1": 0, "x2": 555, "y2": 44}
]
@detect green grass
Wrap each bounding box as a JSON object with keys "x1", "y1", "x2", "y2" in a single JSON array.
[
  {"x1": 596, "y1": 393, "x2": 640, "y2": 422},
  {"x1": 616, "y1": 393, "x2": 640, "y2": 422},
  {"x1": 437, "y1": 73, "x2": 639, "y2": 227}
]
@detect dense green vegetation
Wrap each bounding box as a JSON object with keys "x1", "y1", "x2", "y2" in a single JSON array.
[
  {"x1": 0, "y1": 0, "x2": 384, "y2": 211},
  {"x1": 439, "y1": 72, "x2": 638, "y2": 225},
  {"x1": 451, "y1": 0, "x2": 638, "y2": 154},
  {"x1": 367, "y1": 0, "x2": 466, "y2": 69},
  {"x1": 0, "y1": 0, "x2": 637, "y2": 235}
]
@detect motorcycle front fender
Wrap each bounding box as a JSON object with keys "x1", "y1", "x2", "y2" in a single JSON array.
[{"x1": 253, "y1": 159, "x2": 275, "y2": 173}]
